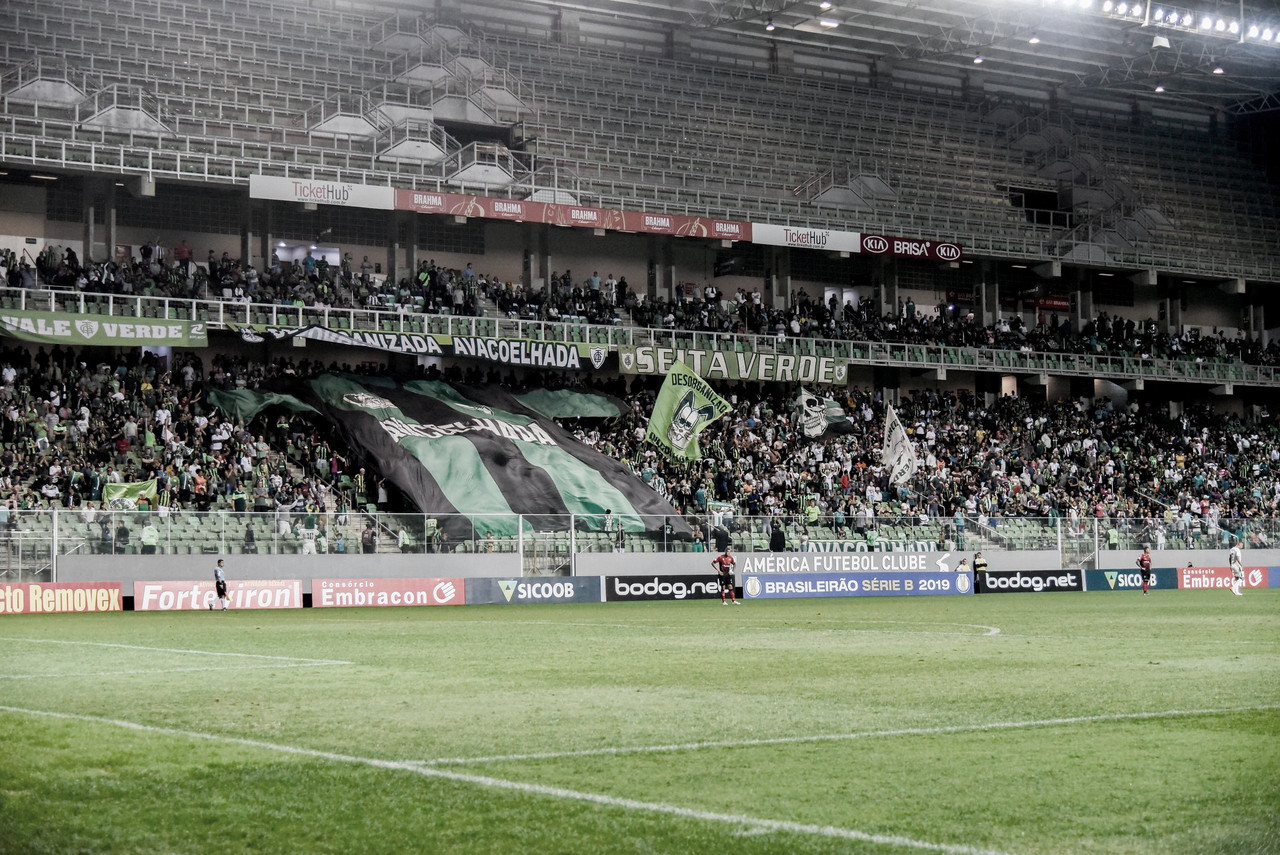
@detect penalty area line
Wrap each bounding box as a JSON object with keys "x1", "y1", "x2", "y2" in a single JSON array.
[
  {"x1": 418, "y1": 703, "x2": 1280, "y2": 766},
  {"x1": 0, "y1": 704, "x2": 1013, "y2": 855}
]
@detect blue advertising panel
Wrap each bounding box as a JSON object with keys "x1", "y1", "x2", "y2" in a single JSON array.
[
  {"x1": 742, "y1": 571, "x2": 972, "y2": 600},
  {"x1": 466, "y1": 576, "x2": 602, "y2": 605}
]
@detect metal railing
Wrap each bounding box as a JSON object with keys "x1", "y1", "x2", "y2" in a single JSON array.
[
  {"x1": 1, "y1": 510, "x2": 1268, "y2": 582},
  {"x1": 0, "y1": 285, "x2": 1276, "y2": 387}
]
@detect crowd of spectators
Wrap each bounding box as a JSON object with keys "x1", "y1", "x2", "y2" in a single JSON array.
[
  {"x1": 5, "y1": 244, "x2": 1275, "y2": 370},
  {"x1": 0, "y1": 327, "x2": 1276, "y2": 555},
  {"x1": 0, "y1": 341, "x2": 396, "y2": 555},
  {"x1": 565, "y1": 375, "x2": 1280, "y2": 551}
]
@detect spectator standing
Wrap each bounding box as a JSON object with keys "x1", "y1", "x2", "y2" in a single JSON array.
[{"x1": 972, "y1": 551, "x2": 987, "y2": 594}]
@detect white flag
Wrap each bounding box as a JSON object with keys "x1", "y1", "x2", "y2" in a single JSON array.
[{"x1": 883, "y1": 405, "x2": 919, "y2": 486}]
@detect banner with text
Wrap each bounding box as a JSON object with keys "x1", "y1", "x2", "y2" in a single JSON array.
[
  {"x1": 0, "y1": 310, "x2": 207, "y2": 347},
  {"x1": 751, "y1": 223, "x2": 862, "y2": 253},
  {"x1": 133, "y1": 579, "x2": 303, "y2": 611},
  {"x1": 977, "y1": 570, "x2": 1083, "y2": 594},
  {"x1": 249, "y1": 175, "x2": 395, "y2": 209},
  {"x1": 1177, "y1": 565, "x2": 1269, "y2": 591},
  {"x1": 465, "y1": 577, "x2": 601, "y2": 605},
  {"x1": 743, "y1": 570, "x2": 972, "y2": 599},
  {"x1": 860, "y1": 233, "x2": 963, "y2": 262},
  {"x1": 604, "y1": 574, "x2": 730, "y2": 602},
  {"x1": 0, "y1": 582, "x2": 122, "y2": 615},
  {"x1": 737, "y1": 552, "x2": 956, "y2": 573},
  {"x1": 311, "y1": 577, "x2": 464, "y2": 608},
  {"x1": 395, "y1": 189, "x2": 750, "y2": 239},
  {"x1": 1084, "y1": 568, "x2": 1178, "y2": 592},
  {"x1": 232, "y1": 323, "x2": 609, "y2": 370},
  {"x1": 619, "y1": 345, "x2": 848, "y2": 385}
]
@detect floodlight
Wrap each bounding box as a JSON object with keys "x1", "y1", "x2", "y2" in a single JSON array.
[
  {"x1": 1180, "y1": 13, "x2": 1193, "y2": 26},
  {"x1": 1200, "y1": 16, "x2": 1212, "y2": 29},
  {"x1": 1131, "y1": 4, "x2": 1143, "y2": 16},
  {"x1": 818, "y1": 18, "x2": 838, "y2": 28},
  {"x1": 973, "y1": 54, "x2": 984, "y2": 63},
  {"x1": 1102, "y1": 0, "x2": 1113, "y2": 11},
  {"x1": 1029, "y1": 32, "x2": 1041, "y2": 44},
  {"x1": 1228, "y1": 21, "x2": 1239, "y2": 34},
  {"x1": 1116, "y1": 2, "x2": 1127, "y2": 14},
  {"x1": 819, "y1": 0, "x2": 832, "y2": 9},
  {"x1": 765, "y1": 18, "x2": 775, "y2": 30},
  {"x1": 1154, "y1": 84, "x2": 1165, "y2": 92},
  {"x1": 1264, "y1": 28, "x2": 1274, "y2": 41},
  {"x1": 1152, "y1": 8, "x2": 1164, "y2": 21},
  {"x1": 1248, "y1": 24, "x2": 1259, "y2": 38},
  {"x1": 1214, "y1": 18, "x2": 1226, "y2": 31}
]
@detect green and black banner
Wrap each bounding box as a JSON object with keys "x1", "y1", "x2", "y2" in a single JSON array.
[
  {"x1": 296, "y1": 374, "x2": 686, "y2": 538},
  {"x1": 0, "y1": 309, "x2": 207, "y2": 347},
  {"x1": 231, "y1": 323, "x2": 611, "y2": 371}
]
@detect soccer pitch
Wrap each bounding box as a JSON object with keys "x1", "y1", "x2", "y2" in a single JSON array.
[{"x1": 1, "y1": 591, "x2": 1276, "y2": 854}]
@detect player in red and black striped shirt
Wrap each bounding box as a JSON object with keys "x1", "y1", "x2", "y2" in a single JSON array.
[
  {"x1": 713, "y1": 547, "x2": 739, "y2": 605},
  {"x1": 1136, "y1": 546, "x2": 1152, "y2": 596}
]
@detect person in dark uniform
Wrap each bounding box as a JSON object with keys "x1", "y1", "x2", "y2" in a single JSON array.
[
  {"x1": 1136, "y1": 546, "x2": 1153, "y2": 597},
  {"x1": 972, "y1": 551, "x2": 988, "y2": 593},
  {"x1": 712, "y1": 546, "x2": 739, "y2": 605}
]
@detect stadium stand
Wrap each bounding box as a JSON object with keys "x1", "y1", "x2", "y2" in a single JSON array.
[{"x1": 2, "y1": 0, "x2": 1280, "y2": 580}]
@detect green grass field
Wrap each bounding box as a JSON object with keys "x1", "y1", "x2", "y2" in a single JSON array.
[{"x1": 1, "y1": 590, "x2": 1277, "y2": 855}]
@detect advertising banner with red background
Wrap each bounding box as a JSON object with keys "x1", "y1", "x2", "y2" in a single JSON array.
[
  {"x1": 1177, "y1": 565, "x2": 1269, "y2": 591},
  {"x1": 311, "y1": 577, "x2": 465, "y2": 608},
  {"x1": 395, "y1": 189, "x2": 749, "y2": 239},
  {"x1": 133, "y1": 579, "x2": 303, "y2": 611},
  {"x1": 0, "y1": 582, "x2": 122, "y2": 615}
]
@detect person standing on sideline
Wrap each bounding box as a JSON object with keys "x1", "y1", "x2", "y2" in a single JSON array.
[
  {"x1": 713, "y1": 546, "x2": 739, "y2": 605},
  {"x1": 1228, "y1": 537, "x2": 1245, "y2": 596},
  {"x1": 211, "y1": 559, "x2": 229, "y2": 611},
  {"x1": 972, "y1": 551, "x2": 988, "y2": 594},
  {"x1": 1136, "y1": 546, "x2": 1153, "y2": 596}
]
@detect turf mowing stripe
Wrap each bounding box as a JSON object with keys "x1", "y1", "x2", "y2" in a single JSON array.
[
  {"x1": 0, "y1": 663, "x2": 352, "y2": 680},
  {"x1": 0, "y1": 637, "x2": 352, "y2": 665},
  {"x1": 418, "y1": 704, "x2": 1280, "y2": 766},
  {"x1": 0, "y1": 703, "x2": 1014, "y2": 855}
]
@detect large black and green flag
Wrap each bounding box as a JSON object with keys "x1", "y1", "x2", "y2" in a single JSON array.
[
  {"x1": 646, "y1": 360, "x2": 732, "y2": 460},
  {"x1": 296, "y1": 375, "x2": 685, "y2": 538}
]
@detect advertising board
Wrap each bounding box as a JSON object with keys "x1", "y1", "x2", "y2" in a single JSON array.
[
  {"x1": 742, "y1": 571, "x2": 972, "y2": 599},
  {"x1": 604, "y1": 575, "x2": 729, "y2": 602},
  {"x1": 466, "y1": 577, "x2": 601, "y2": 605},
  {"x1": 311, "y1": 578, "x2": 465, "y2": 608},
  {"x1": 133, "y1": 579, "x2": 303, "y2": 611},
  {"x1": 0, "y1": 582, "x2": 122, "y2": 615},
  {"x1": 977, "y1": 570, "x2": 1083, "y2": 593}
]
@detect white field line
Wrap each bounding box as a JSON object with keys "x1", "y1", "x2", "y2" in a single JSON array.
[
  {"x1": 0, "y1": 636, "x2": 352, "y2": 666},
  {"x1": 417, "y1": 704, "x2": 1280, "y2": 766},
  {"x1": 0, "y1": 703, "x2": 1015, "y2": 855}
]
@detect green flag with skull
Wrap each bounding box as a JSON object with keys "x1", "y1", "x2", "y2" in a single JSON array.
[{"x1": 645, "y1": 360, "x2": 732, "y2": 460}]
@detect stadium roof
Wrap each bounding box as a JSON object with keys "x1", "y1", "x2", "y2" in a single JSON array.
[{"x1": 482, "y1": 0, "x2": 1280, "y2": 115}]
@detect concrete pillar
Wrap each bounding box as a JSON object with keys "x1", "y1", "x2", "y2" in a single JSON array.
[
  {"x1": 259, "y1": 202, "x2": 275, "y2": 271},
  {"x1": 386, "y1": 211, "x2": 401, "y2": 284},
  {"x1": 239, "y1": 194, "x2": 253, "y2": 268},
  {"x1": 82, "y1": 182, "x2": 97, "y2": 264},
  {"x1": 103, "y1": 181, "x2": 117, "y2": 265},
  {"x1": 978, "y1": 260, "x2": 997, "y2": 327}
]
